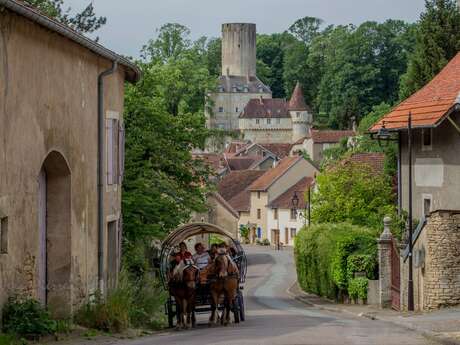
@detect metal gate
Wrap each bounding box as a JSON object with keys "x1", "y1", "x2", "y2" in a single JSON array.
[{"x1": 391, "y1": 238, "x2": 401, "y2": 310}]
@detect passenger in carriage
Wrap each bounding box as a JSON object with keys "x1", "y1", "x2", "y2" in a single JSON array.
[
  {"x1": 208, "y1": 243, "x2": 218, "y2": 260},
  {"x1": 170, "y1": 242, "x2": 192, "y2": 267},
  {"x1": 192, "y1": 242, "x2": 211, "y2": 270}
]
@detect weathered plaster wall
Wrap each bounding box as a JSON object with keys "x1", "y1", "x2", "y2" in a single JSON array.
[
  {"x1": 267, "y1": 208, "x2": 304, "y2": 245},
  {"x1": 0, "y1": 10, "x2": 125, "y2": 314}
]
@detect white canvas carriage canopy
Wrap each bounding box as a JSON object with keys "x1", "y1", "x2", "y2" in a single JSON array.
[
  {"x1": 162, "y1": 222, "x2": 237, "y2": 249},
  {"x1": 159, "y1": 222, "x2": 246, "y2": 289}
]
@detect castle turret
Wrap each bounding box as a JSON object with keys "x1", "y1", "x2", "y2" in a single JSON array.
[
  {"x1": 221, "y1": 23, "x2": 257, "y2": 77},
  {"x1": 289, "y1": 82, "x2": 313, "y2": 142}
]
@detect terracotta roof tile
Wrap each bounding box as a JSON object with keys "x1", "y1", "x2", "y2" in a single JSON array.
[
  {"x1": 239, "y1": 98, "x2": 290, "y2": 119},
  {"x1": 310, "y1": 130, "x2": 355, "y2": 143},
  {"x1": 268, "y1": 177, "x2": 314, "y2": 209},
  {"x1": 258, "y1": 143, "x2": 293, "y2": 158},
  {"x1": 226, "y1": 156, "x2": 260, "y2": 171},
  {"x1": 343, "y1": 152, "x2": 385, "y2": 174},
  {"x1": 193, "y1": 153, "x2": 224, "y2": 172},
  {"x1": 217, "y1": 170, "x2": 265, "y2": 202},
  {"x1": 249, "y1": 156, "x2": 302, "y2": 191},
  {"x1": 370, "y1": 53, "x2": 460, "y2": 131},
  {"x1": 288, "y1": 82, "x2": 312, "y2": 112}
]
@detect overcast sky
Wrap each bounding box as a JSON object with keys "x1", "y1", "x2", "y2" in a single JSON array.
[{"x1": 66, "y1": 0, "x2": 425, "y2": 58}]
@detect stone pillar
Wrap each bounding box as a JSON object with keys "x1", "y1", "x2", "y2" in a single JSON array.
[{"x1": 378, "y1": 216, "x2": 393, "y2": 308}]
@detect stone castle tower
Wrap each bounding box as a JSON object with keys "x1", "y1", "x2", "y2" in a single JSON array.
[
  {"x1": 289, "y1": 82, "x2": 313, "y2": 142},
  {"x1": 206, "y1": 23, "x2": 271, "y2": 135},
  {"x1": 221, "y1": 23, "x2": 257, "y2": 77}
]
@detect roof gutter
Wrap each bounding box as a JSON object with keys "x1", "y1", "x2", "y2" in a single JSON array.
[
  {"x1": 0, "y1": 0, "x2": 140, "y2": 82},
  {"x1": 97, "y1": 61, "x2": 118, "y2": 293}
]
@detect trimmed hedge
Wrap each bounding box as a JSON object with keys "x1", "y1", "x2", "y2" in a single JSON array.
[{"x1": 294, "y1": 223, "x2": 377, "y2": 301}]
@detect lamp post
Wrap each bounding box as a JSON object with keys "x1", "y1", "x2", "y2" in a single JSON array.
[
  {"x1": 375, "y1": 113, "x2": 414, "y2": 311},
  {"x1": 291, "y1": 190, "x2": 310, "y2": 228}
]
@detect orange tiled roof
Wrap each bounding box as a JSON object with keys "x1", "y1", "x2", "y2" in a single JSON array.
[
  {"x1": 342, "y1": 152, "x2": 385, "y2": 174},
  {"x1": 268, "y1": 177, "x2": 314, "y2": 209},
  {"x1": 248, "y1": 156, "x2": 302, "y2": 191},
  {"x1": 310, "y1": 130, "x2": 355, "y2": 143},
  {"x1": 370, "y1": 53, "x2": 460, "y2": 132}
]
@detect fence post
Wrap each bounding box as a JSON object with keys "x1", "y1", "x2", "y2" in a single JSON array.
[{"x1": 378, "y1": 216, "x2": 393, "y2": 308}]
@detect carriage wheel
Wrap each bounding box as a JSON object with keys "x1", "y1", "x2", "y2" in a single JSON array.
[
  {"x1": 167, "y1": 298, "x2": 175, "y2": 328},
  {"x1": 238, "y1": 291, "x2": 245, "y2": 321},
  {"x1": 233, "y1": 297, "x2": 240, "y2": 324}
]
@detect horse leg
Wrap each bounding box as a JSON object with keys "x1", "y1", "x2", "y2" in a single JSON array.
[
  {"x1": 175, "y1": 299, "x2": 183, "y2": 330},
  {"x1": 209, "y1": 291, "x2": 217, "y2": 326},
  {"x1": 183, "y1": 299, "x2": 190, "y2": 329}
]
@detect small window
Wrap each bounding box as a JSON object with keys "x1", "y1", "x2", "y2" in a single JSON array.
[
  {"x1": 236, "y1": 107, "x2": 239, "y2": 113},
  {"x1": 0, "y1": 216, "x2": 8, "y2": 254},
  {"x1": 276, "y1": 118, "x2": 281, "y2": 124},
  {"x1": 297, "y1": 112, "x2": 300, "y2": 118},
  {"x1": 290, "y1": 228, "x2": 297, "y2": 239},
  {"x1": 256, "y1": 119, "x2": 260, "y2": 125},
  {"x1": 257, "y1": 209, "x2": 261, "y2": 219},
  {"x1": 423, "y1": 195, "x2": 432, "y2": 217},
  {"x1": 218, "y1": 106, "x2": 224, "y2": 113},
  {"x1": 290, "y1": 209, "x2": 297, "y2": 220},
  {"x1": 422, "y1": 129, "x2": 432, "y2": 151},
  {"x1": 257, "y1": 191, "x2": 261, "y2": 199},
  {"x1": 267, "y1": 119, "x2": 271, "y2": 125},
  {"x1": 274, "y1": 208, "x2": 278, "y2": 220}
]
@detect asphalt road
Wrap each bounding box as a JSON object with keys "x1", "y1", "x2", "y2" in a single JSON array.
[{"x1": 123, "y1": 246, "x2": 434, "y2": 345}]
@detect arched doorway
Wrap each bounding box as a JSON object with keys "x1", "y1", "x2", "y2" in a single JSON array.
[{"x1": 38, "y1": 151, "x2": 71, "y2": 317}]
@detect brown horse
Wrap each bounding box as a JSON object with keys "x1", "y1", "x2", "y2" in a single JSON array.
[
  {"x1": 209, "y1": 254, "x2": 239, "y2": 326},
  {"x1": 169, "y1": 264, "x2": 199, "y2": 329}
]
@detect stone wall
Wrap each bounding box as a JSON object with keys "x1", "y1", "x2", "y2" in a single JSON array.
[
  {"x1": 400, "y1": 210, "x2": 460, "y2": 311},
  {"x1": 423, "y1": 210, "x2": 460, "y2": 309}
]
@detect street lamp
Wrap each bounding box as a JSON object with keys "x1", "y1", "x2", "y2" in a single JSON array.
[
  {"x1": 375, "y1": 112, "x2": 414, "y2": 312},
  {"x1": 291, "y1": 189, "x2": 311, "y2": 228}
]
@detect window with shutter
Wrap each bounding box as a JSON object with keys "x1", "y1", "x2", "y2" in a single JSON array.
[
  {"x1": 118, "y1": 121, "x2": 125, "y2": 184},
  {"x1": 106, "y1": 118, "x2": 119, "y2": 185}
]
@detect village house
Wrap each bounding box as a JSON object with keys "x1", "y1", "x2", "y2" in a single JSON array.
[
  {"x1": 266, "y1": 177, "x2": 314, "y2": 246},
  {"x1": 291, "y1": 129, "x2": 356, "y2": 163},
  {"x1": 371, "y1": 53, "x2": 460, "y2": 311},
  {"x1": 244, "y1": 156, "x2": 318, "y2": 242},
  {"x1": 0, "y1": 0, "x2": 140, "y2": 317}
]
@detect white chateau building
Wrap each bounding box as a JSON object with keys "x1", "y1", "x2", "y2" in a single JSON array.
[{"x1": 206, "y1": 23, "x2": 313, "y2": 148}]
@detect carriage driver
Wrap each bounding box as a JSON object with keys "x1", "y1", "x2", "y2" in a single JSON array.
[{"x1": 192, "y1": 242, "x2": 211, "y2": 270}]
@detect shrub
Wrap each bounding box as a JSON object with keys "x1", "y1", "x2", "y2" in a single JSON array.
[
  {"x1": 75, "y1": 271, "x2": 166, "y2": 332},
  {"x1": 261, "y1": 239, "x2": 270, "y2": 246},
  {"x1": 294, "y1": 223, "x2": 377, "y2": 300},
  {"x1": 2, "y1": 296, "x2": 56, "y2": 338},
  {"x1": 348, "y1": 277, "x2": 368, "y2": 301}
]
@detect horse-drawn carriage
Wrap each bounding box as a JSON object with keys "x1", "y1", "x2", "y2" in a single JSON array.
[{"x1": 159, "y1": 223, "x2": 247, "y2": 328}]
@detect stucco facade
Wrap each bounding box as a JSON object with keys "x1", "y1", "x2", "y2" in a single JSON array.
[
  {"x1": 399, "y1": 111, "x2": 460, "y2": 220},
  {"x1": 0, "y1": 7, "x2": 135, "y2": 316},
  {"x1": 266, "y1": 208, "x2": 306, "y2": 246}
]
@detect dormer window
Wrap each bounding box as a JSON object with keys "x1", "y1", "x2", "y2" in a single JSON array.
[{"x1": 422, "y1": 128, "x2": 432, "y2": 151}]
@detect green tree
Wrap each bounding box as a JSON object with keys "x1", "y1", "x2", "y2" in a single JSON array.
[
  {"x1": 399, "y1": 0, "x2": 460, "y2": 99},
  {"x1": 288, "y1": 16, "x2": 323, "y2": 45},
  {"x1": 312, "y1": 162, "x2": 396, "y2": 229},
  {"x1": 123, "y1": 24, "x2": 216, "y2": 273},
  {"x1": 24, "y1": 0, "x2": 106, "y2": 33}
]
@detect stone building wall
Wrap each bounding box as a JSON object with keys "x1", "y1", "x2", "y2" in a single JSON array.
[
  {"x1": 0, "y1": 9, "x2": 126, "y2": 316},
  {"x1": 400, "y1": 210, "x2": 460, "y2": 311}
]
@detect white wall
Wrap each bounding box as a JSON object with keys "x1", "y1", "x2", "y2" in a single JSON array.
[{"x1": 266, "y1": 208, "x2": 306, "y2": 245}]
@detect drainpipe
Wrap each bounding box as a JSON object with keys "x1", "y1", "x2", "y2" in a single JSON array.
[{"x1": 97, "y1": 61, "x2": 118, "y2": 293}]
